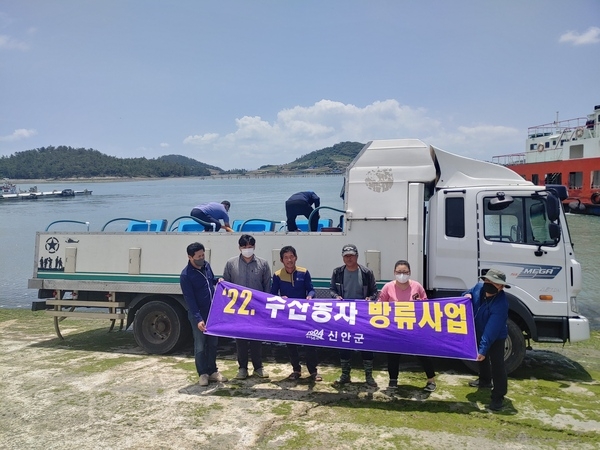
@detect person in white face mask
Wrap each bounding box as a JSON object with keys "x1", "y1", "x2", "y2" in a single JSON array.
[
  {"x1": 223, "y1": 234, "x2": 272, "y2": 380},
  {"x1": 378, "y1": 260, "x2": 437, "y2": 393}
]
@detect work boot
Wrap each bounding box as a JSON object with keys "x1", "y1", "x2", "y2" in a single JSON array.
[
  {"x1": 235, "y1": 368, "x2": 248, "y2": 380},
  {"x1": 363, "y1": 360, "x2": 378, "y2": 387},
  {"x1": 334, "y1": 359, "x2": 352, "y2": 385},
  {"x1": 469, "y1": 379, "x2": 493, "y2": 388},
  {"x1": 253, "y1": 367, "x2": 269, "y2": 378}
]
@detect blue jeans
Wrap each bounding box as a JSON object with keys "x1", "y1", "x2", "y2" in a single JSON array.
[{"x1": 188, "y1": 311, "x2": 218, "y2": 376}]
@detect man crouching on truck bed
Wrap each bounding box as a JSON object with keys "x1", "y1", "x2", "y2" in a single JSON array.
[{"x1": 180, "y1": 242, "x2": 228, "y2": 387}]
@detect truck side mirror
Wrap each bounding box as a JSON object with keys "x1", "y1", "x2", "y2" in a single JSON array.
[
  {"x1": 549, "y1": 223, "x2": 560, "y2": 241},
  {"x1": 546, "y1": 195, "x2": 560, "y2": 222}
]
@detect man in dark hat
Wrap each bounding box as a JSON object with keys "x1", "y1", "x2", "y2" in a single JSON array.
[
  {"x1": 329, "y1": 244, "x2": 379, "y2": 387},
  {"x1": 463, "y1": 268, "x2": 510, "y2": 411}
]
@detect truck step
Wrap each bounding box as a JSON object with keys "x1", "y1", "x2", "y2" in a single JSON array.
[
  {"x1": 45, "y1": 299, "x2": 126, "y2": 308},
  {"x1": 45, "y1": 298, "x2": 127, "y2": 340},
  {"x1": 46, "y1": 311, "x2": 126, "y2": 320}
]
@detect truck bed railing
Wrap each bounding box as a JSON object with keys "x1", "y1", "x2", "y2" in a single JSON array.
[
  {"x1": 308, "y1": 206, "x2": 347, "y2": 230},
  {"x1": 45, "y1": 220, "x2": 90, "y2": 231},
  {"x1": 168, "y1": 216, "x2": 215, "y2": 232},
  {"x1": 101, "y1": 217, "x2": 168, "y2": 232}
]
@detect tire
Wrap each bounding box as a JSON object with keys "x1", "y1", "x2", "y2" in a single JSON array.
[
  {"x1": 133, "y1": 300, "x2": 187, "y2": 354},
  {"x1": 462, "y1": 318, "x2": 526, "y2": 375}
]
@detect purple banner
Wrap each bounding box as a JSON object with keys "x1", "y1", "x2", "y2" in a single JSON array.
[{"x1": 206, "y1": 281, "x2": 478, "y2": 360}]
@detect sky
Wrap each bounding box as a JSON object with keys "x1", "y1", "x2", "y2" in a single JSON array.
[{"x1": 1, "y1": 1, "x2": 599, "y2": 170}]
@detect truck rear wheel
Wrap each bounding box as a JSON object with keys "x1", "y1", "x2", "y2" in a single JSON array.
[
  {"x1": 462, "y1": 318, "x2": 526, "y2": 375},
  {"x1": 133, "y1": 300, "x2": 187, "y2": 354}
]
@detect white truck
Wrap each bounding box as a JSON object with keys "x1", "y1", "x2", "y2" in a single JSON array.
[{"x1": 29, "y1": 139, "x2": 590, "y2": 373}]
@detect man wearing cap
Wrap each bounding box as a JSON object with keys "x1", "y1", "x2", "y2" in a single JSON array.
[
  {"x1": 190, "y1": 200, "x2": 233, "y2": 232},
  {"x1": 463, "y1": 268, "x2": 510, "y2": 411},
  {"x1": 329, "y1": 244, "x2": 378, "y2": 387}
]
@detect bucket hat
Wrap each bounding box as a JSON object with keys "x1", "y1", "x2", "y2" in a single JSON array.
[{"x1": 480, "y1": 268, "x2": 510, "y2": 288}]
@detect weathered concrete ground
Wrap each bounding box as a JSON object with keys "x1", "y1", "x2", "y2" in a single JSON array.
[{"x1": 1, "y1": 310, "x2": 599, "y2": 449}]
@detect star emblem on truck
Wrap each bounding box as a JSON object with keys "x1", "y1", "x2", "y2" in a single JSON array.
[{"x1": 45, "y1": 237, "x2": 59, "y2": 253}]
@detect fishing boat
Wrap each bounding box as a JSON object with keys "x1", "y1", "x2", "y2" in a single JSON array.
[
  {"x1": 1, "y1": 181, "x2": 18, "y2": 195},
  {"x1": 493, "y1": 104, "x2": 600, "y2": 215}
]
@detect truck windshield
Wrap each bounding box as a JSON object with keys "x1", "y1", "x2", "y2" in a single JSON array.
[{"x1": 483, "y1": 196, "x2": 557, "y2": 246}]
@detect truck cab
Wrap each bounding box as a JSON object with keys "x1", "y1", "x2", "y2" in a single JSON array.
[{"x1": 425, "y1": 147, "x2": 588, "y2": 371}]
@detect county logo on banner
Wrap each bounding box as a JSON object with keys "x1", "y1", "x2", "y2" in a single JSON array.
[{"x1": 206, "y1": 281, "x2": 478, "y2": 360}]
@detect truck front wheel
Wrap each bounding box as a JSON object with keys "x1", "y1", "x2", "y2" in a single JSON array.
[
  {"x1": 133, "y1": 300, "x2": 187, "y2": 354},
  {"x1": 462, "y1": 318, "x2": 526, "y2": 375}
]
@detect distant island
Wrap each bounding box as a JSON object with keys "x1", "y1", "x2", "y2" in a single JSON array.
[{"x1": 0, "y1": 142, "x2": 364, "y2": 180}]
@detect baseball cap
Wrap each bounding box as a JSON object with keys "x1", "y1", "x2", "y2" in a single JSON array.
[
  {"x1": 480, "y1": 268, "x2": 511, "y2": 288},
  {"x1": 342, "y1": 244, "x2": 358, "y2": 256}
]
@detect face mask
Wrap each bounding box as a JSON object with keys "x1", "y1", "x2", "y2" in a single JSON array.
[
  {"x1": 483, "y1": 283, "x2": 499, "y2": 296},
  {"x1": 193, "y1": 258, "x2": 205, "y2": 267},
  {"x1": 241, "y1": 248, "x2": 254, "y2": 258},
  {"x1": 395, "y1": 274, "x2": 410, "y2": 284}
]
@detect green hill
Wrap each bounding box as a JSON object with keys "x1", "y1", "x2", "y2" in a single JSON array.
[
  {"x1": 254, "y1": 141, "x2": 364, "y2": 175},
  {"x1": 0, "y1": 146, "x2": 213, "y2": 179},
  {"x1": 157, "y1": 154, "x2": 221, "y2": 174},
  {"x1": 0, "y1": 142, "x2": 365, "y2": 179}
]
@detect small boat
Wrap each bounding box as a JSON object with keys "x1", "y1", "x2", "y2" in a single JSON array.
[
  {"x1": 493, "y1": 104, "x2": 600, "y2": 215},
  {"x1": 0, "y1": 181, "x2": 93, "y2": 201},
  {"x1": 1, "y1": 181, "x2": 18, "y2": 195}
]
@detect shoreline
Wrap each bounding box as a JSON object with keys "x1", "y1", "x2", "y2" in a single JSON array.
[{"x1": 5, "y1": 173, "x2": 343, "y2": 184}]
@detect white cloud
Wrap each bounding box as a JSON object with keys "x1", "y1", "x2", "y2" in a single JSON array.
[
  {"x1": 183, "y1": 132, "x2": 219, "y2": 145},
  {"x1": 160, "y1": 142, "x2": 170, "y2": 148},
  {"x1": 0, "y1": 128, "x2": 37, "y2": 142},
  {"x1": 0, "y1": 34, "x2": 29, "y2": 50},
  {"x1": 183, "y1": 100, "x2": 439, "y2": 168},
  {"x1": 181, "y1": 99, "x2": 521, "y2": 169},
  {"x1": 559, "y1": 27, "x2": 600, "y2": 45}
]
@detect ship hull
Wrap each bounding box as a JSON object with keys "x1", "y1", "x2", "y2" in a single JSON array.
[{"x1": 506, "y1": 157, "x2": 600, "y2": 215}]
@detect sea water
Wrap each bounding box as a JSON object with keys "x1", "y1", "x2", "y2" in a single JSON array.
[
  {"x1": 0, "y1": 176, "x2": 598, "y2": 330},
  {"x1": 0, "y1": 176, "x2": 344, "y2": 307}
]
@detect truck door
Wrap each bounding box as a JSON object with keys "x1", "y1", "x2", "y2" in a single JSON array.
[{"x1": 476, "y1": 191, "x2": 570, "y2": 319}]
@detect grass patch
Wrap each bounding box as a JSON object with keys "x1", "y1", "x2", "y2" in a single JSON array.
[
  {"x1": 71, "y1": 355, "x2": 144, "y2": 374},
  {"x1": 271, "y1": 401, "x2": 293, "y2": 416},
  {"x1": 2, "y1": 309, "x2": 599, "y2": 448}
]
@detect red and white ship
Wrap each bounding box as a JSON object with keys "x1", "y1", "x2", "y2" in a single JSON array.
[{"x1": 494, "y1": 104, "x2": 600, "y2": 215}]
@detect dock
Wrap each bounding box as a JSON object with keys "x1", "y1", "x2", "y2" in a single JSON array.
[{"x1": 0, "y1": 187, "x2": 92, "y2": 200}]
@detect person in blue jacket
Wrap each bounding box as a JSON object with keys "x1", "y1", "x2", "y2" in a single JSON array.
[
  {"x1": 463, "y1": 268, "x2": 510, "y2": 411},
  {"x1": 271, "y1": 245, "x2": 321, "y2": 381},
  {"x1": 180, "y1": 242, "x2": 228, "y2": 386},
  {"x1": 285, "y1": 191, "x2": 320, "y2": 232}
]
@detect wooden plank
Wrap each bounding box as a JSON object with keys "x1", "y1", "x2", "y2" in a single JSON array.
[
  {"x1": 46, "y1": 300, "x2": 126, "y2": 308},
  {"x1": 46, "y1": 311, "x2": 126, "y2": 320}
]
